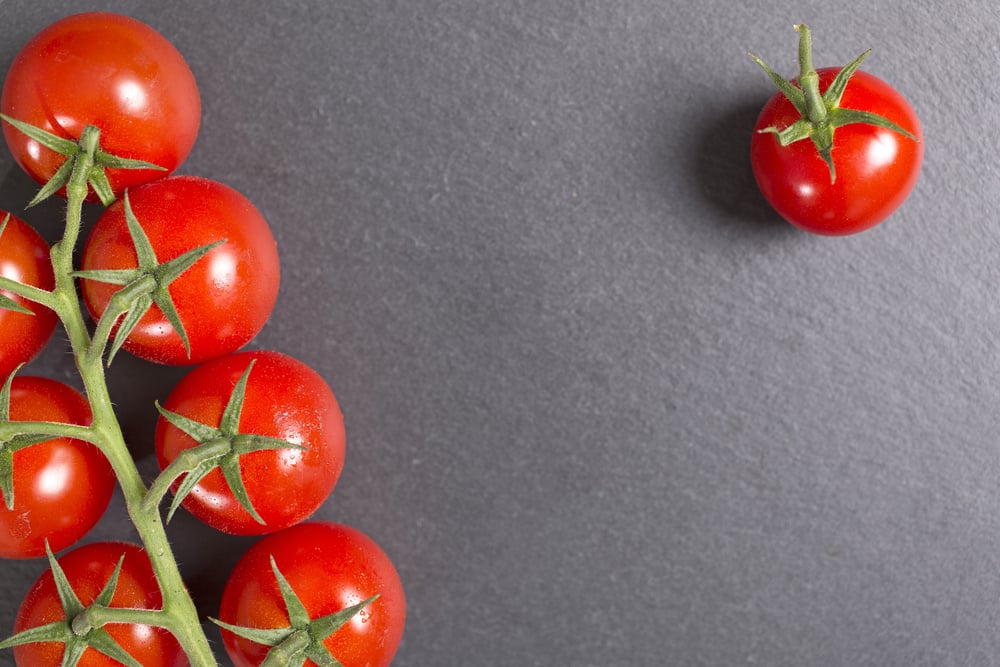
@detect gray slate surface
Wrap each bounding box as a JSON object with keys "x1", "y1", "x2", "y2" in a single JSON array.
[{"x1": 0, "y1": 1, "x2": 996, "y2": 665}]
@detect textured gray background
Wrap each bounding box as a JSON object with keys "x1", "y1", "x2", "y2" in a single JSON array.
[{"x1": 0, "y1": 1, "x2": 996, "y2": 665}]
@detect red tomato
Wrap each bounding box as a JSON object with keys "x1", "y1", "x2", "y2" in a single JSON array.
[
  {"x1": 12, "y1": 541, "x2": 186, "y2": 666},
  {"x1": 750, "y1": 67, "x2": 923, "y2": 235},
  {"x1": 155, "y1": 350, "x2": 345, "y2": 535},
  {"x1": 79, "y1": 176, "x2": 280, "y2": 365},
  {"x1": 0, "y1": 213, "x2": 57, "y2": 381},
  {"x1": 219, "y1": 522, "x2": 406, "y2": 667},
  {"x1": 0, "y1": 377, "x2": 114, "y2": 559},
  {"x1": 1, "y1": 12, "x2": 200, "y2": 197}
]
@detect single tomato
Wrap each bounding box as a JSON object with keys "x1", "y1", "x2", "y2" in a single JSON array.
[
  {"x1": 155, "y1": 350, "x2": 345, "y2": 535},
  {"x1": 1, "y1": 12, "x2": 200, "y2": 197},
  {"x1": 0, "y1": 376, "x2": 114, "y2": 559},
  {"x1": 218, "y1": 522, "x2": 406, "y2": 667},
  {"x1": 79, "y1": 176, "x2": 280, "y2": 365},
  {"x1": 750, "y1": 25, "x2": 922, "y2": 235},
  {"x1": 0, "y1": 213, "x2": 57, "y2": 381},
  {"x1": 12, "y1": 541, "x2": 186, "y2": 666}
]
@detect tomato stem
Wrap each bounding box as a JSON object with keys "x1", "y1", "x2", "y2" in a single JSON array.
[
  {"x1": 72, "y1": 605, "x2": 173, "y2": 634},
  {"x1": 51, "y1": 144, "x2": 220, "y2": 665},
  {"x1": 794, "y1": 24, "x2": 827, "y2": 125},
  {"x1": 142, "y1": 436, "x2": 232, "y2": 515},
  {"x1": 0, "y1": 420, "x2": 96, "y2": 444}
]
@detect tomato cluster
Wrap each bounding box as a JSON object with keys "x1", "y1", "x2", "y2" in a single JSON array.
[{"x1": 0, "y1": 11, "x2": 404, "y2": 667}]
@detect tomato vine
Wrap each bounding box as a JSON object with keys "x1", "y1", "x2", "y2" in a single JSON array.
[{"x1": 0, "y1": 12, "x2": 404, "y2": 667}]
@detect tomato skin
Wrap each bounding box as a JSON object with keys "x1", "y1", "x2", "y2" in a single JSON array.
[
  {"x1": 80, "y1": 176, "x2": 280, "y2": 365},
  {"x1": 0, "y1": 213, "x2": 57, "y2": 381},
  {"x1": 12, "y1": 541, "x2": 187, "y2": 667},
  {"x1": 155, "y1": 350, "x2": 345, "y2": 535},
  {"x1": 1, "y1": 12, "x2": 200, "y2": 197},
  {"x1": 750, "y1": 67, "x2": 923, "y2": 235},
  {"x1": 0, "y1": 377, "x2": 114, "y2": 559},
  {"x1": 219, "y1": 522, "x2": 406, "y2": 667}
]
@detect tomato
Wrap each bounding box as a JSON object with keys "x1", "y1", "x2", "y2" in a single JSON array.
[
  {"x1": 0, "y1": 376, "x2": 114, "y2": 559},
  {"x1": 155, "y1": 350, "x2": 345, "y2": 535},
  {"x1": 0, "y1": 213, "x2": 57, "y2": 381},
  {"x1": 218, "y1": 521, "x2": 406, "y2": 667},
  {"x1": 12, "y1": 541, "x2": 186, "y2": 666},
  {"x1": 750, "y1": 28, "x2": 922, "y2": 235},
  {"x1": 1, "y1": 12, "x2": 200, "y2": 197},
  {"x1": 79, "y1": 176, "x2": 280, "y2": 365}
]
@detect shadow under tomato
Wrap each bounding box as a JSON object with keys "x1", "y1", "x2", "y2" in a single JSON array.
[
  {"x1": 0, "y1": 165, "x2": 107, "y2": 244},
  {"x1": 0, "y1": 166, "x2": 62, "y2": 240},
  {"x1": 103, "y1": 352, "x2": 190, "y2": 460},
  {"x1": 685, "y1": 97, "x2": 790, "y2": 233},
  {"x1": 166, "y1": 511, "x2": 257, "y2": 619}
]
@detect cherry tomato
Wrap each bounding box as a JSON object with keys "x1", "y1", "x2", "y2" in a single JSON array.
[
  {"x1": 79, "y1": 176, "x2": 280, "y2": 365},
  {"x1": 750, "y1": 66, "x2": 922, "y2": 235},
  {"x1": 12, "y1": 541, "x2": 186, "y2": 666},
  {"x1": 219, "y1": 521, "x2": 406, "y2": 667},
  {"x1": 0, "y1": 213, "x2": 57, "y2": 381},
  {"x1": 0, "y1": 377, "x2": 114, "y2": 559},
  {"x1": 1, "y1": 12, "x2": 200, "y2": 197},
  {"x1": 155, "y1": 350, "x2": 345, "y2": 535}
]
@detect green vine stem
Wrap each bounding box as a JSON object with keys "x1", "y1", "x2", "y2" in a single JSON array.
[
  {"x1": 0, "y1": 421, "x2": 95, "y2": 444},
  {"x1": 46, "y1": 133, "x2": 218, "y2": 665},
  {"x1": 84, "y1": 273, "x2": 157, "y2": 368},
  {"x1": 0, "y1": 276, "x2": 56, "y2": 311},
  {"x1": 143, "y1": 437, "x2": 232, "y2": 515},
  {"x1": 70, "y1": 606, "x2": 172, "y2": 638}
]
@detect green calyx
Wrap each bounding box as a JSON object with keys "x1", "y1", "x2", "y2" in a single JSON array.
[
  {"x1": 212, "y1": 555, "x2": 378, "y2": 667},
  {"x1": 0, "y1": 115, "x2": 165, "y2": 207},
  {"x1": 0, "y1": 214, "x2": 34, "y2": 316},
  {"x1": 0, "y1": 369, "x2": 51, "y2": 510},
  {"x1": 0, "y1": 367, "x2": 99, "y2": 513},
  {"x1": 749, "y1": 23, "x2": 917, "y2": 182},
  {"x1": 0, "y1": 544, "x2": 159, "y2": 667},
  {"x1": 71, "y1": 191, "x2": 224, "y2": 365},
  {"x1": 145, "y1": 359, "x2": 306, "y2": 524}
]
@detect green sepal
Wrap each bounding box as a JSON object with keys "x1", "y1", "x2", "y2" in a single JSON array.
[
  {"x1": 86, "y1": 166, "x2": 117, "y2": 208},
  {"x1": 109, "y1": 293, "x2": 153, "y2": 363},
  {"x1": 71, "y1": 191, "x2": 225, "y2": 365},
  {"x1": 749, "y1": 24, "x2": 918, "y2": 182},
  {"x1": 756, "y1": 117, "x2": 813, "y2": 147},
  {"x1": 94, "y1": 151, "x2": 165, "y2": 172},
  {"x1": 0, "y1": 434, "x2": 53, "y2": 511},
  {"x1": 0, "y1": 114, "x2": 79, "y2": 154},
  {"x1": 828, "y1": 107, "x2": 917, "y2": 140},
  {"x1": 29, "y1": 158, "x2": 76, "y2": 208},
  {"x1": 0, "y1": 115, "x2": 165, "y2": 207},
  {"x1": 211, "y1": 556, "x2": 378, "y2": 667},
  {"x1": 0, "y1": 214, "x2": 34, "y2": 315},
  {"x1": 820, "y1": 48, "x2": 871, "y2": 109},
  {"x1": 0, "y1": 288, "x2": 29, "y2": 315},
  {"x1": 304, "y1": 596, "x2": 380, "y2": 664},
  {"x1": 154, "y1": 360, "x2": 306, "y2": 524},
  {"x1": 747, "y1": 52, "x2": 806, "y2": 116},
  {"x1": 0, "y1": 367, "x2": 60, "y2": 510},
  {"x1": 211, "y1": 620, "x2": 290, "y2": 648},
  {"x1": 1, "y1": 115, "x2": 83, "y2": 207},
  {"x1": 0, "y1": 544, "x2": 144, "y2": 667},
  {"x1": 0, "y1": 621, "x2": 70, "y2": 656}
]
